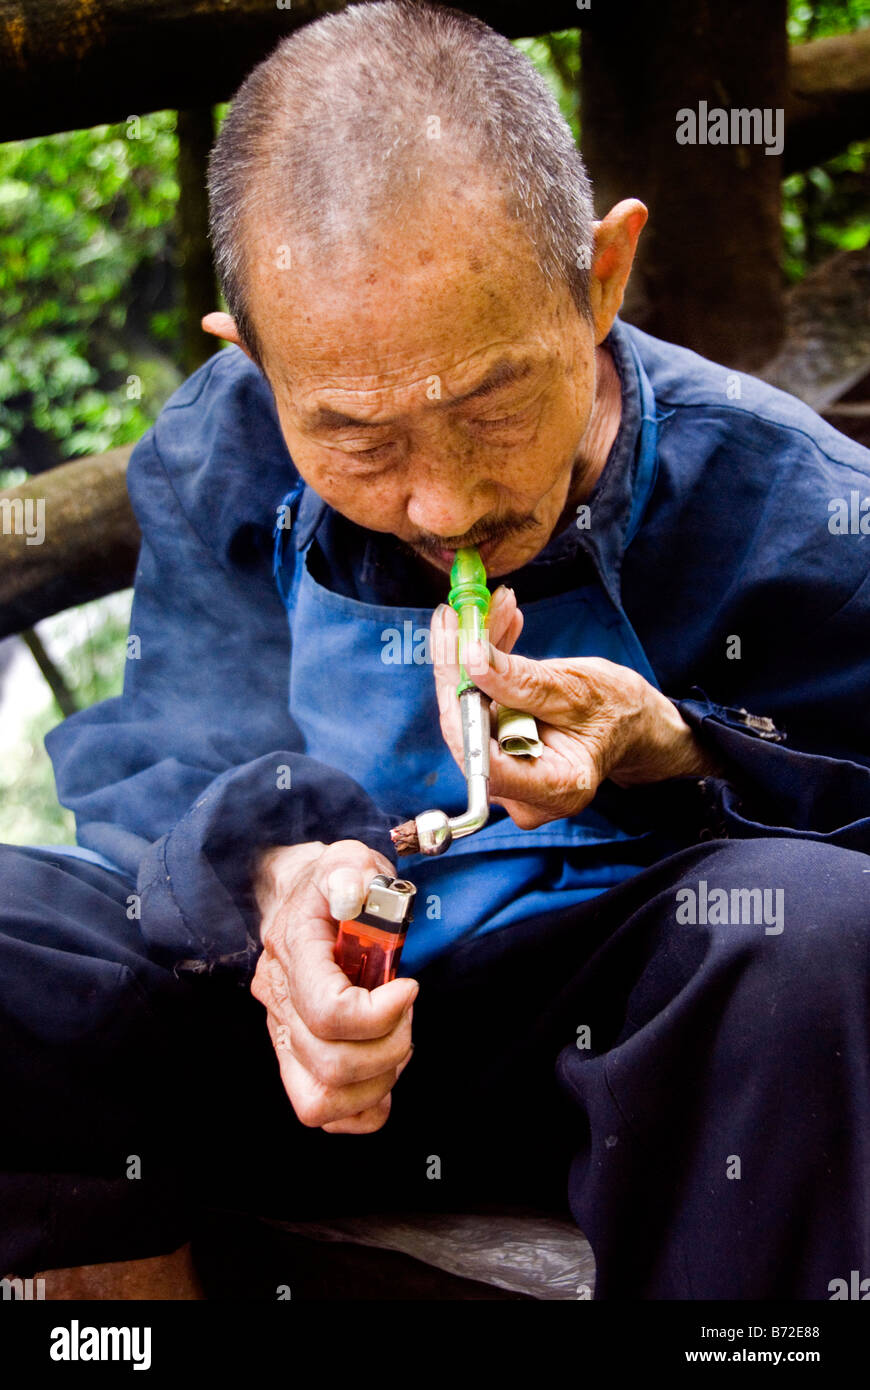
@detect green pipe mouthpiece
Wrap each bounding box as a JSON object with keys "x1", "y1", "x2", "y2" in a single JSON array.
[{"x1": 448, "y1": 547, "x2": 491, "y2": 696}]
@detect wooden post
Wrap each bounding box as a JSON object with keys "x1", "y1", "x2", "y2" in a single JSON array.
[
  {"x1": 581, "y1": 0, "x2": 789, "y2": 370},
  {"x1": 176, "y1": 107, "x2": 221, "y2": 377},
  {"x1": 0, "y1": 1, "x2": 584, "y2": 141}
]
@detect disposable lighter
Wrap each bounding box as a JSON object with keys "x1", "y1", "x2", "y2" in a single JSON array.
[{"x1": 334, "y1": 874, "x2": 417, "y2": 990}]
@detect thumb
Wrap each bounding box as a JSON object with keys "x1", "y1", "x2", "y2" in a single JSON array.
[
  {"x1": 317, "y1": 839, "x2": 395, "y2": 921},
  {"x1": 326, "y1": 867, "x2": 368, "y2": 922}
]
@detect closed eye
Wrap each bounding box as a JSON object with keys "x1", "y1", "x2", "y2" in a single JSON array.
[{"x1": 472, "y1": 405, "x2": 536, "y2": 429}]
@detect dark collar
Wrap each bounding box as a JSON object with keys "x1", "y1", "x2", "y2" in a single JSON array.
[{"x1": 569, "y1": 313, "x2": 647, "y2": 607}]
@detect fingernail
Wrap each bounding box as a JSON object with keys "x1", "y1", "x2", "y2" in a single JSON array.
[
  {"x1": 490, "y1": 644, "x2": 509, "y2": 674},
  {"x1": 465, "y1": 637, "x2": 487, "y2": 672},
  {"x1": 433, "y1": 603, "x2": 447, "y2": 623},
  {"x1": 327, "y1": 868, "x2": 364, "y2": 921}
]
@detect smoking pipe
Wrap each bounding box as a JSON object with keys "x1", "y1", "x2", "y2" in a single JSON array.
[{"x1": 391, "y1": 547, "x2": 491, "y2": 856}]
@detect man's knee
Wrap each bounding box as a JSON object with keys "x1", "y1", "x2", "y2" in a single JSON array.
[
  {"x1": 672, "y1": 836, "x2": 870, "y2": 1044},
  {"x1": 677, "y1": 835, "x2": 868, "y2": 941},
  {"x1": 0, "y1": 843, "x2": 175, "y2": 1041}
]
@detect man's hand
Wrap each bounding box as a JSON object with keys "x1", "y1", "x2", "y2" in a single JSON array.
[
  {"x1": 251, "y1": 840, "x2": 417, "y2": 1133},
  {"x1": 432, "y1": 587, "x2": 722, "y2": 830}
]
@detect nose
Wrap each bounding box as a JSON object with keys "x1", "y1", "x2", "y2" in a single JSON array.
[{"x1": 405, "y1": 461, "x2": 495, "y2": 542}]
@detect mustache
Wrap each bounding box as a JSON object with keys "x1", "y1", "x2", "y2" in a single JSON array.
[{"x1": 411, "y1": 513, "x2": 540, "y2": 557}]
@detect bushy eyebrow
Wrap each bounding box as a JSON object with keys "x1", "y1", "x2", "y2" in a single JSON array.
[{"x1": 301, "y1": 357, "x2": 535, "y2": 431}]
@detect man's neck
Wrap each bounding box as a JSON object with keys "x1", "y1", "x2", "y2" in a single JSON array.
[{"x1": 555, "y1": 341, "x2": 623, "y2": 532}]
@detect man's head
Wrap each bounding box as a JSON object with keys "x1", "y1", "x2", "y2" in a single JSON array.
[{"x1": 205, "y1": 0, "x2": 646, "y2": 576}]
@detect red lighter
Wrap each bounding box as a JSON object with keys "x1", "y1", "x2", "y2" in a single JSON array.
[{"x1": 334, "y1": 874, "x2": 417, "y2": 991}]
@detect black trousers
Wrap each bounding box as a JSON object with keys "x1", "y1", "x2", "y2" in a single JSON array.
[{"x1": 1, "y1": 835, "x2": 868, "y2": 1299}]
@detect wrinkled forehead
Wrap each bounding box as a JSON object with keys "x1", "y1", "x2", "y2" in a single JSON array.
[{"x1": 245, "y1": 182, "x2": 574, "y2": 387}]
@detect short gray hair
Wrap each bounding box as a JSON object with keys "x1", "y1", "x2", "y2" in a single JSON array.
[{"x1": 208, "y1": 0, "x2": 596, "y2": 369}]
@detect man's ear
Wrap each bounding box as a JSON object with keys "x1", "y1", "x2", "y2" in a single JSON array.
[
  {"x1": 588, "y1": 199, "x2": 648, "y2": 344},
  {"x1": 201, "y1": 312, "x2": 258, "y2": 364}
]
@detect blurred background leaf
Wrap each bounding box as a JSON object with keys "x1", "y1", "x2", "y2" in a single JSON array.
[{"x1": 0, "y1": 112, "x2": 183, "y2": 472}]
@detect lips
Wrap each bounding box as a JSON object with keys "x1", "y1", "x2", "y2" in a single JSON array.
[{"x1": 436, "y1": 537, "x2": 499, "y2": 567}]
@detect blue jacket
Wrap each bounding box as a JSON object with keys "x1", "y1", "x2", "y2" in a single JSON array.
[{"x1": 45, "y1": 316, "x2": 870, "y2": 976}]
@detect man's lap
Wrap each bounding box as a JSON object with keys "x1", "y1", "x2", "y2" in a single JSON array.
[{"x1": 0, "y1": 834, "x2": 867, "y2": 1280}]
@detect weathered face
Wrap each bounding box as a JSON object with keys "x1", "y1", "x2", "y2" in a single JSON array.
[{"x1": 248, "y1": 179, "x2": 602, "y2": 578}]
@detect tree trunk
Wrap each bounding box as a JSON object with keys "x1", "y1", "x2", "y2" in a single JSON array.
[
  {"x1": 0, "y1": 448, "x2": 139, "y2": 638},
  {"x1": 19, "y1": 627, "x2": 78, "y2": 717}
]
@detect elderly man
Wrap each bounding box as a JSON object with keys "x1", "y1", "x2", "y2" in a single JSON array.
[{"x1": 2, "y1": 0, "x2": 869, "y2": 1301}]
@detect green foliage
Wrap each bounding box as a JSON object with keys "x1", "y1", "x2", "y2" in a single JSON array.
[
  {"x1": 0, "y1": 113, "x2": 180, "y2": 464},
  {"x1": 787, "y1": 0, "x2": 870, "y2": 40},
  {"x1": 514, "y1": 32, "x2": 581, "y2": 141},
  {"x1": 783, "y1": 0, "x2": 870, "y2": 279},
  {"x1": 783, "y1": 141, "x2": 870, "y2": 281}
]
